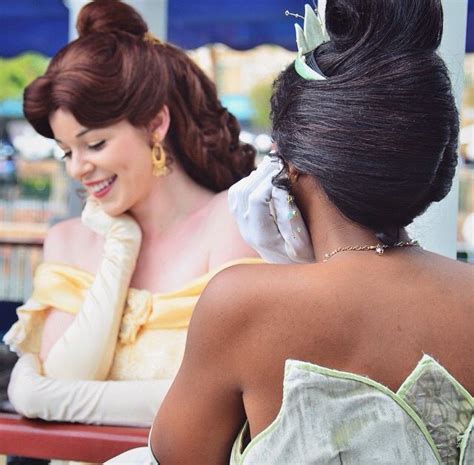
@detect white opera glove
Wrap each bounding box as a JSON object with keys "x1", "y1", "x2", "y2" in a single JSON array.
[
  {"x1": 44, "y1": 198, "x2": 142, "y2": 381},
  {"x1": 9, "y1": 354, "x2": 170, "y2": 427},
  {"x1": 228, "y1": 156, "x2": 314, "y2": 264}
]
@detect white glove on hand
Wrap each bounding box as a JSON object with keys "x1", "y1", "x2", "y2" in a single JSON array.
[
  {"x1": 44, "y1": 198, "x2": 142, "y2": 381},
  {"x1": 228, "y1": 156, "x2": 314, "y2": 264},
  {"x1": 9, "y1": 353, "x2": 170, "y2": 427}
]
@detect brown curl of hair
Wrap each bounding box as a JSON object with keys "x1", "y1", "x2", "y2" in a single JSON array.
[{"x1": 23, "y1": 0, "x2": 256, "y2": 192}]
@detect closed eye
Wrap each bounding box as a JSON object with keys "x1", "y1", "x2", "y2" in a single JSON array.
[
  {"x1": 88, "y1": 140, "x2": 106, "y2": 151},
  {"x1": 61, "y1": 151, "x2": 72, "y2": 160}
]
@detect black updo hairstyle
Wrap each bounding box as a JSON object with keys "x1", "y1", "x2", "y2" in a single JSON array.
[{"x1": 271, "y1": 0, "x2": 459, "y2": 245}]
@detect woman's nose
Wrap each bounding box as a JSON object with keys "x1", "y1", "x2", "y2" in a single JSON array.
[{"x1": 67, "y1": 154, "x2": 94, "y2": 181}]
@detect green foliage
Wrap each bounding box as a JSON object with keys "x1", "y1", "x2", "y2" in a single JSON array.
[
  {"x1": 0, "y1": 53, "x2": 49, "y2": 101},
  {"x1": 20, "y1": 176, "x2": 51, "y2": 200},
  {"x1": 249, "y1": 80, "x2": 273, "y2": 130}
]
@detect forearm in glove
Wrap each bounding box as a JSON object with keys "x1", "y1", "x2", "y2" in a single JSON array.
[
  {"x1": 44, "y1": 199, "x2": 142, "y2": 380},
  {"x1": 10, "y1": 354, "x2": 170, "y2": 427}
]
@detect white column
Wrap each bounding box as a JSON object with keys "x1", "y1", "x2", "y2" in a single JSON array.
[
  {"x1": 319, "y1": 0, "x2": 467, "y2": 258},
  {"x1": 408, "y1": 0, "x2": 468, "y2": 258}
]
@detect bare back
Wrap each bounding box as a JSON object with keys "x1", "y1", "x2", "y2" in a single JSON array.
[{"x1": 233, "y1": 249, "x2": 474, "y2": 437}]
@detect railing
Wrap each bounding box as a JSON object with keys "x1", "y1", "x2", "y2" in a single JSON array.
[{"x1": 0, "y1": 413, "x2": 149, "y2": 463}]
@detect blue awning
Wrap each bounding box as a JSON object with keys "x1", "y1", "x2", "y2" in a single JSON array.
[
  {"x1": 0, "y1": 0, "x2": 472, "y2": 58},
  {"x1": 0, "y1": 0, "x2": 69, "y2": 58},
  {"x1": 0, "y1": 0, "x2": 309, "y2": 57},
  {"x1": 469, "y1": 0, "x2": 474, "y2": 53},
  {"x1": 168, "y1": 0, "x2": 307, "y2": 51}
]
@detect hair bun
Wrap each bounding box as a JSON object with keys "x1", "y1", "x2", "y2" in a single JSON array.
[
  {"x1": 77, "y1": 0, "x2": 148, "y2": 38},
  {"x1": 324, "y1": 0, "x2": 366, "y2": 52},
  {"x1": 325, "y1": 0, "x2": 443, "y2": 54}
]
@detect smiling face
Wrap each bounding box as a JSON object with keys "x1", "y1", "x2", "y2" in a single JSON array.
[{"x1": 50, "y1": 108, "x2": 159, "y2": 216}]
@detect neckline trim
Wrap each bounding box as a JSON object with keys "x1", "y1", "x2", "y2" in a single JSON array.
[{"x1": 39, "y1": 258, "x2": 263, "y2": 297}]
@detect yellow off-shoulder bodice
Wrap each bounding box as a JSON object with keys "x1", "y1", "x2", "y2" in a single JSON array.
[{"x1": 4, "y1": 258, "x2": 262, "y2": 380}]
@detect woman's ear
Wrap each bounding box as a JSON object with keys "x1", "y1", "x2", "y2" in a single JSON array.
[
  {"x1": 287, "y1": 164, "x2": 300, "y2": 184},
  {"x1": 148, "y1": 105, "x2": 170, "y2": 143}
]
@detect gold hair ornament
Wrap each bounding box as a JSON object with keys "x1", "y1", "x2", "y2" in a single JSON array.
[
  {"x1": 143, "y1": 31, "x2": 162, "y2": 46},
  {"x1": 151, "y1": 136, "x2": 169, "y2": 177},
  {"x1": 286, "y1": 4, "x2": 329, "y2": 81}
]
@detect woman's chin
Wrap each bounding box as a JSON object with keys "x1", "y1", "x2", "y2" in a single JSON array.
[{"x1": 100, "y1": 201, "x2": 128, "y2": 218}]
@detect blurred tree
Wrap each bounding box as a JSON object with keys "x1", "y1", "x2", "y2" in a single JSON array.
[
  {"x1": 20, "y1": 176, "x2": 51, "y2": 201},
  {"x1": 465, "y1": 86, "x2": 474, "y2": 109},
  {"x1": 249, "y1": 80, "x2": 272, "y2": 129},
  {"x1": 0, "y1": 53, "x2": 48, "y2": 101}
]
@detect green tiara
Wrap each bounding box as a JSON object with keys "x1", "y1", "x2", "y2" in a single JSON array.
[{"x1": 288, "y1": 4, "x2": 329, "y2": 81}]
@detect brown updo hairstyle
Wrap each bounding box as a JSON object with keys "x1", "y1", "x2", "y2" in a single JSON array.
[{"x1": 23, "y1": 0, "x2": 256, "y2": 192}]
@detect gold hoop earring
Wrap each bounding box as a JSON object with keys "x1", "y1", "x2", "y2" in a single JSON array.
[{"x1": 151, "y1": 141, "x2": 169, "y2": 177}]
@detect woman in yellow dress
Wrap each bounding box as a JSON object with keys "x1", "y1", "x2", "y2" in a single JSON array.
[{"x1": 3, "y1": 0, "x2": 261, "y2": 427}]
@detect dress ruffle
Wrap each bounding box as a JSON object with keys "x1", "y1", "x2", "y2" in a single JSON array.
[
  {"x1": 120, "y1": 289, "x2": 153, "y2": 344},
  {"x1": 3, "y1": 298, "x2": 47, "y2": 355}
]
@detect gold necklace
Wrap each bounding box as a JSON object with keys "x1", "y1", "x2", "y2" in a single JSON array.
[{"x1": 323, "y1": 239, "x2": 419, "y2": 262}]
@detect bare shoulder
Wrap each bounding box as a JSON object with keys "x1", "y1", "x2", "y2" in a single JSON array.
[
  {"x1": 43, "y1": 217, "x2": 82, "y2": 262},
  {"x1": 43, "y1": 217, "x2": 103, "y2": 272},
  {"x1": 204, "y1": 190, "x2": 259, "y2": 267},
  {"x1": 193, "y1": 263, "x2": 280, "y2": 330},
  {"x1": 185, "y1": 263, "x2": 279, "y2": 366},
  {"x1": 431, "y1": 252, "x2": 474, "y2": 282},
  {"x1": 188, "y1": 262, "x2": 347, "y2": 379},
  {"x1": 415, "y1": 251, "x2": 474, "y2": 308},
  {"x1": 193, "y1": 262, "x2": 337, "y2": 340},
  {"x1": 197, "y1": 263, "x2": 271, "y2": 312}
]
